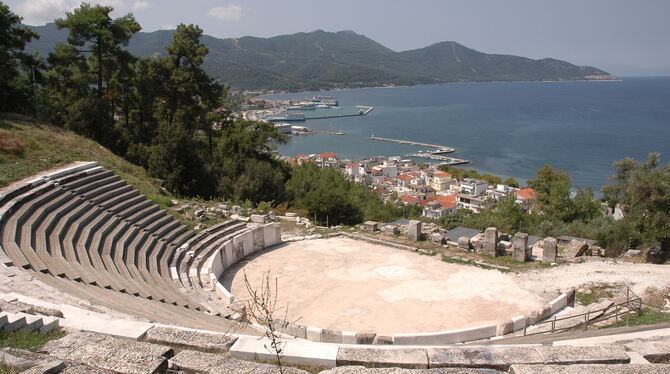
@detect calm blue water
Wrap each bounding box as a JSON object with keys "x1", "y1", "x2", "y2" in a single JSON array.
[{"x1": 266, "y1": 77, "x2": 670, "y2": 190}]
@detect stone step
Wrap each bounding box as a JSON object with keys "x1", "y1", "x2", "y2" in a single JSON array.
[
  {"x1": 0, "y1": 347, "x2": 65, "y2": 374},
  {"x1": 509, "y1": 364, "x2": 670, "y2": 374},
  {"x1": 41, "y1": 331, "x2": 171, "y2": 374},
  {"x1": 16, "y1": 312, "x2": 43, "y2": 332},
  {"x1": 321, "y1": 367, "x2": 498, "y2": 374},
  {"x1": 427, "y1": 345, "x2": 630, "y2": 370},
  {"x1": 169, "y1": 349, "x2": 309, "y2": 374},
  {"x1": 1, "y1": 311, "x2": 26, "y2": 332},
  {"x1": 144, "y1": 325, "x2": 237, "y2": 353},
  {"x1": 39, "y1": 316, "x2": 60, "y2": 334}
]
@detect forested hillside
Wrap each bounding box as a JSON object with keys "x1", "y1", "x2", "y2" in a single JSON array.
[{"x1": 24, "y1": 23, "x2": 615, "y2": 91}]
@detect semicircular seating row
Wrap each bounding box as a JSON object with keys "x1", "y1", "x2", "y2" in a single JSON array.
[{"x1": 0, "y1": 163, "x2": 253, "y2": 331}]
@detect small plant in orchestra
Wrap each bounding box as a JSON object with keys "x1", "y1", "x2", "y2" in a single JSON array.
[{"x1": 243, "y1": 269, "x2": 290, "y2": 373}]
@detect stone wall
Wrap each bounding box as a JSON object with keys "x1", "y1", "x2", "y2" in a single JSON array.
[
  {"x1": 205, "y1": 223, "x2": 282, "y2": 305},
  {"x1": 495, "y1": 289, "x2": 575, "y2": 336}
]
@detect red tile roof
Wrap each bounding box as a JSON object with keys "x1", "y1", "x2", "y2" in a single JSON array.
[
  {"x1": 444, "y1": 201, "x2": 459, "y2": 209},
  {"x1": 433, "y1": 172, "x2": 452, "y2": 178},
  {"x1": 436, "y1": 195, "x2": 457, "y2": 206},
  {"x1": 397, "y1": 174, "x2": 415, "y2": 181},
  {"x1": 515, "y1": 188, "x2": 537, "y2": 200},
  {"x1": 319, "y1": 152, "x2": 336, "y2": 159},
  {"x1": 400, "y1": 195, "x2": 420, "y2": 204},
  {"x1": 346, "y1": 163, "x2": 359, "y2": 168},
  {"x1": 419, "y1": 197, "x2": 435, "y2": 207}
]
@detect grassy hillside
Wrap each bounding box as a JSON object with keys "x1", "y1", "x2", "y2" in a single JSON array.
[{"x1": 0, "y1": 113, "x2": 178, "y2": 216}]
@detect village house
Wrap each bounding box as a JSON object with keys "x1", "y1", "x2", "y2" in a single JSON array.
[
  {"x1": 457, "y1": 194, "x2": 489, "y2": 213},
  {"x1": 345, "y1": 163, "x2": 363, "y2": 178},
  {"x1": 459, "y1": 178, "x2": 489, "y2": 196},
  {"x1": 422, "y1": 195, "x2": 459, "y2": 218},
  {"x1": 514, "y1": 187, "x2": 538, "y2": 213},
  {"x1": 400, "y1": 195, "x2": 420, "y2": 205},
  {"x1": 430, "y1": 171, "x2": 455, "y2": 193},
  {"x1": 317, "y1": 152, "x2": 338, "y2": 167}
]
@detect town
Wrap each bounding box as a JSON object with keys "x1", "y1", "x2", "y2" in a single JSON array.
[{"x1": 282, "y1": 152, "x2": 537, "y2": 218}]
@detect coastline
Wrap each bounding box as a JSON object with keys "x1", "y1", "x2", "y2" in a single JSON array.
[{"x1": 257, "y1": 77, "x2": 623, "y2": 98}]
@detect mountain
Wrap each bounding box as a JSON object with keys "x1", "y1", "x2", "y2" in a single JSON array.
[{"x1": 23, "y1": 24, "x2": 615, "y2": 91}]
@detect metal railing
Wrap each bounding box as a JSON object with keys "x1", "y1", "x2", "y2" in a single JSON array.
[{"x1": 523, "y1": 287, "x2": 642, "y2": 336}]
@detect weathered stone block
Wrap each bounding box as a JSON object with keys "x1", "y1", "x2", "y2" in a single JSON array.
[
  {"x1": 306, "y1": 326, "x2": 322, "y2": 342},
  {"x1": 484, "y1": 227, "x2": 498, "y2": 243},
  {"x1": 483, "y1": 227, "x2": 500, "y2": 256},
  {"x1": 431, "y1": 232, "x2": 445, "y2": 243},
  {"x1": 356, "y1": 332, "x2": 376, "y2": 345},
  {"x1": 337, "y1": 347, "x2": 429, "y2": 368},
  {"x1": 250, "y1": 214, "x2": 268, "y2": 223},
  {"x1": 510, "y1": 364, "x2": 670, "y2": 374},
  {"x1": 512, "y1": 232, "x2": 529, "y2": 262},
  {"x1": 283, "y1": 322, "x2": 307, "y2": 339},
  {"x1": 542, "y1": 237, "x2": 558, "y2": 263},
  {"x1": 42, "y1": 332, "x2": 170, "y2": 374},
  {"x1": 564, "y1": 240, "x2": 589, "y2": 259},
  {"x1": 382, "y1": 225, "x2": 400, "y2": 235},
  {"x1": 408, "y1": 220, "x2": 422, "y2": 241},
  {"x1": 170, "y1": 349, "x2": 309, "y2": 374},
  {"x1": 363, "y1": 221, "x2": 379, "y2": 232},
  {"x1": 223, "y1": 241, "x2": 235, "y2": 269},
  {"x1": 457, "y1": 236, "x2": 471, "y2": 250},
  {"x1": 534, "y1": 345, "x2": 630, "y2": 365},
  {"x1": 145, "y1": 326, "x2": 236, "y2": 352},
  {"x1": 496, "y1": 319, "x2": 514, "y2": 336},
  {"x1": 341, "y1": 331, "x2": 357, "y2": 345},
  {"x1": 372, "y1": 335, "x2": 394, "y2": 345},
  {"x1": 321, "y1": 329, "x2": 343, "y2": 344},
  {"x1": 252, "y1": 227, "x2": 265, "y2": 251},
  {"x1": 428, "y1": 346, "x2": 544, "y2": 370}
]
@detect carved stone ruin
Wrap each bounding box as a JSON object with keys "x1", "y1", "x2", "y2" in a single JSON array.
[
  {"x1": 563, "y1": 240, "x2": 589, "y2": 259},
  {"x1": 542, "y1": 237, "x2": 558, "y2": 264},
  {"x1": 512, "y1": 232, "x2": 530, "y2": 262},
  {"x1": 408, "y1": 220, "x2": 422, "y2": 241},
  {"x1": 483, "y1": 227, "x2": 499, "y2": 256},
  {"x1": 382, "y1": 225, "x2": 400, "y2": 235},
  {"x1": 363, "y1": 221, "x2": 379, "y2": 232}
]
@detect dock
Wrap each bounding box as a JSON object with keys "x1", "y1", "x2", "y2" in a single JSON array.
[
  {"x1": 407, "y1": 153, "x2": 469, "y2": 165},
  {"x1": 306, "y1": 106, "x2": 374, "y2": 120},
  {"x1": 370, "y1": 136, "x2": 455, "y2": 153},
  {"x1": 309, "y1": 130, "x2": 346, "y2": 136}
]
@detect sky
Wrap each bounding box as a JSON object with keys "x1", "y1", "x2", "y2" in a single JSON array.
[{"x1": 6, "y1": 0, "x2": 670, "y2": 76}]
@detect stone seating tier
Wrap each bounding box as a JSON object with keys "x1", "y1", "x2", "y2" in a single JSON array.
[{"x1": 0, "y1": 164, "x2": 257, "y2": 324}]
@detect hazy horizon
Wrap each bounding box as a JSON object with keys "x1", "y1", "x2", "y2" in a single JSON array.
[{"x1": 5, "y1": 0, "x2": 670, "y2": 77}]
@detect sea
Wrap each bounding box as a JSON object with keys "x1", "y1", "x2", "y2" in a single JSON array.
[{"x1": 265, "y1": 77, "x2": 670, "y2": 191}]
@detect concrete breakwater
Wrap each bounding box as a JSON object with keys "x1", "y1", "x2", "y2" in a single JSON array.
[
  {"x1": 370, "y1": 135, "x2": 469, "y2": 164},
  {"x1": 306, "y1": 106, "x2": 374, "y2": 120},
  {"x1": 370, "y1": 136, "x2": 455, "y2": 153}
]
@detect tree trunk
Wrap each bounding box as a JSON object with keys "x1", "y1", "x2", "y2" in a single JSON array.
[{"x1": 97, "y1": 34, "x2": 103, "y2": 97}]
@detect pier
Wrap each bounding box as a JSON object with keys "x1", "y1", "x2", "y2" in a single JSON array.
[
  {"x1": 370, "y1": 136, "x2": 455, "y2": 153},
  {"x1": 407, "y1": 153, "x2": 469, "y2": 165},
  {"x1": 309, "y1": 130, "x2": 346, "y2": 135},
  {"x1": 306, "y1": 106, "x2": 374, "y2": 120}
]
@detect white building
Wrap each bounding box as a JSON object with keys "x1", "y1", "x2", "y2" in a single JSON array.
[{"x1": 459, "y1": 179, "x2": 489, "y2": 196}]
